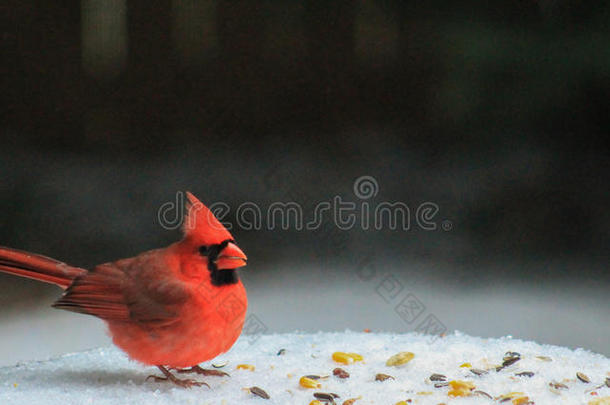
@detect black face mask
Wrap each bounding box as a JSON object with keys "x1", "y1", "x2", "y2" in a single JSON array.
[{"x1": 199, "y1": 239, "x2": 239, "y2": 286}]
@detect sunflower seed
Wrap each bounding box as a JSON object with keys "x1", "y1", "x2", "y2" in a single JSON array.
[
  {"x1": 606, "y1": 377, "x2": 610, "y2": 388},
  {"x1": 314, "y1": 392, "x2": 339, "y2": 404},
  {"x1": 434, "y1": 382, "x2": 449, "y2": 388},
  {"x1": 473, "y1": 390, "x2": 492, "y2": 399},
  {"x1": 470, "y1": 368, "x2": 488, "y2": 376},
  {"x1": 313, "y1": 392, "x2": 340, "y2": 399},
  {"x1": 249, "y1": 386, "x2": 270, "y2": 399},
  {"x1": 429, "y1": 373, "x2": 447, "y2": 381},
  {"x1": 375, "y1": 373, "x2": 395, "y2": 381},
  {"x1": 305, "y1": 375, "x2": 321, "y2": 380},
  {"x1": 277, "y1": 349, "x2": 286, "y2": 356},
  {"x1": 577, "y1": 372, "x2": 590, "y2": 383},
  {"x1": 502, "y1": 356, "x2": 521, "y2": 367},
  {"x1": 504, "y1": 352, "x2": 521, "y2": 361},
  {"x1": 515, "y1": 371, "x2": 535, "y2": 378},
  {"x1": 496, "y1": 354, "x2": 521, "y2": 371}
]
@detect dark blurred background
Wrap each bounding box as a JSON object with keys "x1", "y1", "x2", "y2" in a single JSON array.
[{"x1": 1, "y1": 0, "x2": 608, "y2": 364}]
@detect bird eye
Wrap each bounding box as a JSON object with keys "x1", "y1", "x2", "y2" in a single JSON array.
[{"x1": 198, "y1": 246, "x2": 209, "y2": 256}]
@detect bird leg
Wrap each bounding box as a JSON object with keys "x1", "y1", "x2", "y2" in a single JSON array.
[
  {"x1": 146, "y1": 365, "x2": 210, "y2": 388},
  {"x1": 174, "y1": 365, "x2": 230, "y2": 377}
]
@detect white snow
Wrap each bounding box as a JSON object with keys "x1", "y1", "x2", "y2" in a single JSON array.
[{"x1": 1, "y1": 332, "x2": 609, "y2": 405}]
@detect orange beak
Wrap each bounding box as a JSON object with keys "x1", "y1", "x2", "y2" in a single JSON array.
[{"x1": 215, "y1": 242, "x2": 247, "y2": 270}]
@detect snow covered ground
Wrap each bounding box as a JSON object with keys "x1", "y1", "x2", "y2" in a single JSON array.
[
  {"x1": 1, "y1": 270, "x2": 608, "y2": 368},
  {"x1": 1, "y1": 332, "x2": 609, "y2": 405}
]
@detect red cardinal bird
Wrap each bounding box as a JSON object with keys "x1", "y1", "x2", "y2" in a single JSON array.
[{"x1": 0, "y1": 192, "x2": 248, "y2": 387}]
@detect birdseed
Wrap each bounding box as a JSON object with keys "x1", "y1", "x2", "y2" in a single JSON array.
[
  {"x1": 515, "y1": 371, "x2": 535, "y2": 378},
  {"x1": 470, "y1": 368, "x2": 488, "y2": 376},
  {"x1": 249, "y1": 386, "x2": 270, "y2": 399},
  {"x1": 300, "y1": 376, "x2": 322, "y2": 389},
  {"x1": 385, "y1": 352, "x2": 414, "y2": 367},
  {"x1": 333, "y1": 368, "x2": 350, "y2": 379},
  {"x1": 374, "y1": 373, "x2": 394, "y2": 381},
  {"x1": 429, "y1": 373, "x2": 447, "y2": 381}
]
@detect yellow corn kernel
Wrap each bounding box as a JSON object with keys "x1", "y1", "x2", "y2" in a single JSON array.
[
  {"x1": 299, "y1": 376, "x2": 322, "y2": 389},
  {"x1": 395, "y1": 402, "x2": 408, "y2": 405},
  {"x1": 386, "y1": 352, "x2": 415, "y2": 367},
  {"x1": 309, "y1": 401, "x2": 323, "y2": 405},
  {"x1": 513, "y1": 396, "x2": 531, "y2": 405},
  {"x1": 342, "y1": 396, "x2": 362, "y2": 405},
  {"x1": 449, "y1": 380, "x2": 476, "y2": 390},
  {"x1": 448, "y1": 389, "x2": 470, "y2": 397},
  {"x1": 417, "y1": 391, "x2": 432, "y2": 395},
  {"x1": 459, "y1": 362, "x2": 472, "y2": 368},
  {"x1": 236, "y1": 364, "x2": 255, "y2": 371},
  {"x1": 346, "y1": 352, "x2": 364, "y2": 362},
  {"x1": 448, "y1": 380, "x2": 476, "y2": 397},
  {"x1": 332, "y1": 352, "x2": 354, "y2": 365}
]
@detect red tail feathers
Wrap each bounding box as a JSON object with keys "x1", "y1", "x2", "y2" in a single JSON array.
[{"x1": 0, "y1": 246, "x2": 87, "y2": 289}]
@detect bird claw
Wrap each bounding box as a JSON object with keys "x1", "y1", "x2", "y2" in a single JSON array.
[
  {"x1": 174, "y1": 378, "x2": 210, "y2": 389},
  {"x1": 148, "y1": 366, "x2": 210, "y2": 388},
  {"x1": 174, "y1": 365, "x2": 230, "y2": 377}
]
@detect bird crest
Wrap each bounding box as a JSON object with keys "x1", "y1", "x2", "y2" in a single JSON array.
[{"x1": 182, "y1": 192, "x2": 233, "y2": 244}]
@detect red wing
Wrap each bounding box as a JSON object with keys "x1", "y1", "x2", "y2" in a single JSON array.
[
  {"x1": 123, "y1": 275, "x2": 192, "y2": 327},
  {"x1": 53, "y1": 260, "x2": 191, "y2": 328}
]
